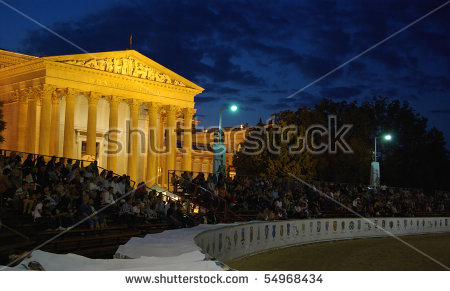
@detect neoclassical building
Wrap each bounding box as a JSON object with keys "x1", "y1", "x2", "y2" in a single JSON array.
[{"x1": 0, "y1": 49, "x2": 211, "y2": 186}]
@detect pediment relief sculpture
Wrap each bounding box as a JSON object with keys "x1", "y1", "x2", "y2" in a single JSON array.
[{"x1": 58, "y1": 57, "x2": 186, "y2": 87}]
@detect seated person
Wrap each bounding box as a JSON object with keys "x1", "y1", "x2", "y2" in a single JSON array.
[
  {"x1": 166, "y1": 202, "x2": 183, "y2": 228},
  {"x1": 10, "y1": 182, "x2": 31, "y2": 211},
  {"x1": 78, "y1": 195, "x2": 99, "y2": 229},
  {"x1": 36, "y1": 200, "x2": 58, "y2": 231},
  {"x1": 102, "y1": 186, "x2": 115, "y2": 205},
  {"x1": 32, "y1": 197, "x2": 45, "y2": 221},
  {"x1": 89, "y1": 198, "x2": 106, "y2": 229},
  {"x1": 55, "y1": 201, "x2": 76, "y2": 229},
  {"x1": 119, "y1": 198, "x2": 135, "y2": 226}
]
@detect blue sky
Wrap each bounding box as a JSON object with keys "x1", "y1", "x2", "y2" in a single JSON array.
[{"x1": 1, "y1": 0, "x2": 449, "y2": 144}]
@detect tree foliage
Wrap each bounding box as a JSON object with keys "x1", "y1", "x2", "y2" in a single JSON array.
[
  {"x1": 233, "y1": 120, "x2": 318, "y2": 180},
  {"x1": 233, "y1": 97, "x2": 450, "y2": 190}
]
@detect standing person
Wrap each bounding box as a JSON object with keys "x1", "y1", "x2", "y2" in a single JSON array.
[
  {"x1": 36, "y1": 166, "x2": 49, "y2": 188},
  {"x1": 125, "y1": 175, "x2": 131, "y2": 189},
  {"x1": 22, "y1": 154, "x2": 35, "y2": 169},
  {"x1": 35, "y1": 156, "x2": 45, "y2": 169},
  {"x1": 119, "y1": 198, "x2": 135, "y2": 227},
  {"x1": 0, "y1": 168, "x2": 12, "y2": 224},
  {"x1": 90, "y1": 161, "x2": 99, "y2": 177},
  {"x1": 166, "y1": 202, "x2": 182, "y2": 228},
  {"x1": 171, "y1": 172, "x2": 178, "y2": 192},
  {"x1": 63, "y1": 159, "x2": 73, "y2": 179},
  {"x1": 0, "y1": 168, "x2": 11, "y2": 196},
  {"x1": 134, "y1": 182, "x2": 147, "y2": 201},
  {"x1": 56, "y1": 158, "x2": 65, "y2": 169},
  {"x1": 47, "y1": 156, "x2": 57, "y2": 169},
  {"x1": 9, "y1": 169, "x2": 22, "y2": 194}
]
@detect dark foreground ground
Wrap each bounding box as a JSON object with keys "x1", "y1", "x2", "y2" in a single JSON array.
[{"x1": 227, "y1": 233, "x2": 450, "y2": 271}]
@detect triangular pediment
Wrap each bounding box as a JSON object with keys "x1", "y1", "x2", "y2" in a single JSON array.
[
  {"x1": 0, "y1": 49, "x2": 37, "y2": 69},
  {"x1": 43, "y1": 50, "x2": 203, "y2": 91}
]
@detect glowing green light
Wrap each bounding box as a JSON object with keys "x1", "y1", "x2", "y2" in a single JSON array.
[
  {"x1": 230, "y1": 105, "x2": 238, "y2": 111},
  {"x1": 384, "y1": 134, "x2": 392, "y2": 141}
]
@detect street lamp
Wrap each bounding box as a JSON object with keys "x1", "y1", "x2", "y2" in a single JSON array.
[
  {"x1": 371, "y1": 133, "x2": 392, "y2": 187},
  {"x1": 373, "y1": 134, "x2": 392, "y2": 162},
  {"x1": 214, "y1": 105, "x2": 238, "y2": 176},
  {"x1": 218, "y1": 104, "x2": 238, "y2": 144}
]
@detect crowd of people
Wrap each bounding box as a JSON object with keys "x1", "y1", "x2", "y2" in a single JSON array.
[
  {"x1": 172, "y1": 171, "x2": 450, "y2": 222},
  {"x1": 0, "y1": 152, "x2": 188, "y2": 231},
  {"x1": 1, "y1": 149, "x2": 448, "y2": 232}
]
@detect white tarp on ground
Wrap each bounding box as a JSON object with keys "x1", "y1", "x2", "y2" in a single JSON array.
[
  {"x1": 2, "y1": 249, "x2": 221, "y2": 271},
  {"x1": 3, "y1": 217, "x2": 448, "y2": 271},
  {"x1": 1, "y1": 224, "x2": 230, "y2": 271},
  {"x1": 115, "y1": 224, "x2": 230, "y2": 258}
]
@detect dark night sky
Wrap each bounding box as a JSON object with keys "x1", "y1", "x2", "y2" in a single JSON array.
[{"x1": 1, "y1": 0, "x2": 449, "y2": 144}]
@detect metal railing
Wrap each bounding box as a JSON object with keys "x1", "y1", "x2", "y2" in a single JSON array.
[
  {"x1": 166, "y1": 170, "x2": 213, "y2": 193},
  {"x1": 167, "y1": 170, "x2": 252, "y2": 222}
]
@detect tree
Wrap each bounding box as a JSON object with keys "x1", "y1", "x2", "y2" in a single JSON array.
[
  {"x1": 233, "y1": 119, "x2": 317, "y2": 180},
  {"x1": 233, "y1": 97, "x2": 450, "y2": 190}
]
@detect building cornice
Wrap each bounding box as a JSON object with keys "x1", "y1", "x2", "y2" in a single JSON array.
[
  {"x1": 0, "y1": 49, "x2": 37, "y2": 69},
  {"x1": 0, "y1": 58, "x2": 46, "y2": 78},
  {"x1": 45, "y1": 61, "x2": 200, "y2": 102}
]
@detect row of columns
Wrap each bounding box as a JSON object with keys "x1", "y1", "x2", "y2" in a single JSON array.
[{"x1": 14, "y1": 85, "x2": 196, "y2": 185}]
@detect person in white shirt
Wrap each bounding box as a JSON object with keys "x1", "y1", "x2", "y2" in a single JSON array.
[
  {"x1": 103, "y1": 187, "x2": 115, "y2": 205},
  {"x1": 164, "y1": 200, "x2": 171, "y2": 217},
  {"x1": 88, "y1": 179, "x2": 97, "y2": 192},
  {"x1": 132, "y1": 202, "x2": 141, "y2": 216},
  {"x1": 102, "y1": 178, "x2": 111, "y2": 190},
  {"x1": 84, "y1": 168, "x2": 93, "y2": 179},
  {"x1": 33, "y1": 198, "x2": 44, "y2": 220},
  {"x1": 272, "y1": 189, "x2": 279, "y2": 200},
  {"x1": 110, "y1": 178, "x2": 119, "y2": 195},
  {"x1": 117, "y1": 178, "x2": 125, "y2": 195}
]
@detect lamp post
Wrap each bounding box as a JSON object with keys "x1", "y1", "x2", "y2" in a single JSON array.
[
  {"x1": 218, "y1": 105, "x2": 238, "y2": 144},
  {"x1": 214, "y1": 105, "x2": 238, "y2": 174},
  {"x1": 371, "y1": 134, "x2": 392, "y2": 187}
]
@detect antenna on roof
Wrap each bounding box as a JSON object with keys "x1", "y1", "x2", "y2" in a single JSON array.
[{"x1": 129, "y1": 34, "x2": 133, "y2": 50}]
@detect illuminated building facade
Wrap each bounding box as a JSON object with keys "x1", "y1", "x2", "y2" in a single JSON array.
[{"x1": 0, "y1": 49, "x2": 248, "y2": 186}]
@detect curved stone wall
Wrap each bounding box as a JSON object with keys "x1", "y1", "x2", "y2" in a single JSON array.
[{"x1": 194, "y1": 217, "x2": 450, "y2": 262}]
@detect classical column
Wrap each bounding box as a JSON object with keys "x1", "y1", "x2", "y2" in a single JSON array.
[
  {"x1": 49, "y1": 91, "x2": 61, "y2": 156},
  {"x1": 106, "y1": 96, "x2": 120, "y2": 173},
  {"x1": 26, "y1": 87, "x2": 39, "y2": 153},
  {"x1": 158, "y1": 113, "x2": 166, "y2": 185},
  {"x1": 63, "y1": 88, "x2": 77, "y2": 159},
  {"x1": 164, "y1": 105, "x2": 178, "y2": 178},
  {"x1": 127, "y1": 99, "x2": 141, "y2": 183},
  {"x1": 146, "y1": 102, "x2": 160, "y2": 185},
  {"x1": 16, "y1": 89, "x2": 28, "y2": 152},
  {"x1": 38, "y1": 84, "x2": 55, "y2": 156},
  {"x1": 182, "y1": 108, "x2": 196, "y2": 172},
  {"x1": 86, "y1": 92, "x2": 101, "y2": 159}
]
